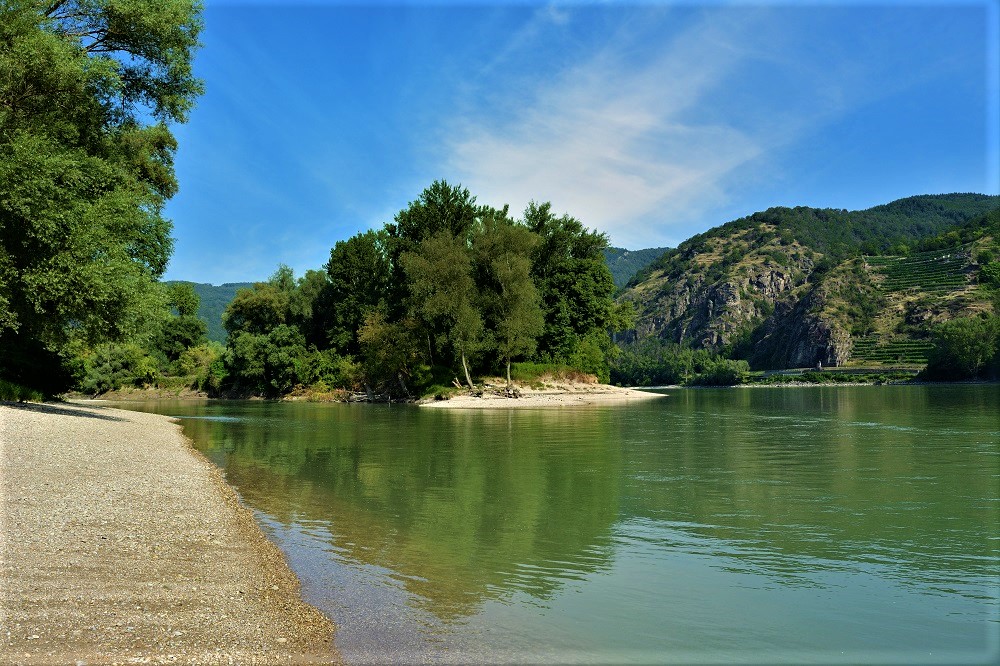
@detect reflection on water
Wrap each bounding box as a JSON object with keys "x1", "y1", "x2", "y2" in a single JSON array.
[{"x1": 118, "y1": 385, "x2": 1000, "y2": 664}]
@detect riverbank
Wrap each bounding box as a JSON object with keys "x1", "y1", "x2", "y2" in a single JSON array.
[
  {"x1": 0, "y1": 401, "x2": 338, "y2": 664},
  {"x1": 419, "y1": 383, "x2": 665, "y2": 408}
]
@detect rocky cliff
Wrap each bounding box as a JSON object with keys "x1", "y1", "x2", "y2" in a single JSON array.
[{"x1": 618, "y1": 195, "x2": 1000, "y2": 369}]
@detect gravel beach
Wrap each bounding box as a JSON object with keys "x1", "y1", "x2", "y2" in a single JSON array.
[{"x1": 0, "y1": 401, "x2": 338, "y2": 665}]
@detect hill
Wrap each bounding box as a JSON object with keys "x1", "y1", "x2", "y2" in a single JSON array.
[
  {"x1": 165, "y1": 281, "x2": 255, "y2": 343},
  {"x1": 603, "y1": 246, "x2": 670, "y2": 288},
  {"x1": 619, "y1": 194, "x2": 999, "y2": 369}
]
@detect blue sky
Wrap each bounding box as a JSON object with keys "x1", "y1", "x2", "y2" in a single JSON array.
[{"x1": 162, "y1": 0, "x2": 1000, "y2": 284}]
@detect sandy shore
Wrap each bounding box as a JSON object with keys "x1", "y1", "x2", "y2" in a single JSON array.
[
  {"x1": 0, "y1": 401, "x2": 338, "y2": 665},
  {"x1": 420, "y1": 383, "x2": 666, "y2": 408}
]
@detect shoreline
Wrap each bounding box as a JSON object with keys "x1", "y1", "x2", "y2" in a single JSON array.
[
  {"x1": 419, "y1": 384, "x2": 666, "y2": 408},
  {"x1": 0, "y1": 401, "x2": 339, "y2": 664}
]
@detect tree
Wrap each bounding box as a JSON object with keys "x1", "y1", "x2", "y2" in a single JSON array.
[
  {"x1": 223, "y1": 267, "x2": 294, "y2": 337},
  {"x1": 386, "y1": 180, "x2": 480, "y2": 316},
  {"x1": 523, "y1": 201, "x2": 617, "y2": 364},
  {"x1": 473, "y1": 208, "x2": 543, "y2": 387},
  {"x1": 401, "y1": 231, "x2": 483, "y2": 390},
  {"x1": 923, "y1": 315, "x2": 1000, "y2": 380},
  {"x1": 323, "y1": 229, "x2": 391, "y2": 354},
  {"x1": 0, "y1": 0, "x2": 202, "y2": 392}
]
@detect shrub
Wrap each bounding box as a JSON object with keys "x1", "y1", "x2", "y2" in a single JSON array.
[
  {"x1": 78, "y1": 343, "x2": 159, "y2": 394},
  {"x1": 922, "y1": 315, "x2": 1000, "y2": 380}
]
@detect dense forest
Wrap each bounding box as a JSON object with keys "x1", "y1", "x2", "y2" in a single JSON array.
[{"x1": 61, "y1": 182, "x2": 636, "y2": 400}]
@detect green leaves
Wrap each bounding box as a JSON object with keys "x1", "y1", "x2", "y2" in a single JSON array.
[{"x1": 0, "y1": 0, "x2": 202, "y2": 392}]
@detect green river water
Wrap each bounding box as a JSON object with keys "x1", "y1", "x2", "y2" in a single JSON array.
[{"x1": 119, "y1": 385, "x2": 999, "y2": 664}]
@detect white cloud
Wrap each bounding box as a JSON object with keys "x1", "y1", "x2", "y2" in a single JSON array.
[{"x1": 444, "y1": 10, "x2": 776, "y2": 248}]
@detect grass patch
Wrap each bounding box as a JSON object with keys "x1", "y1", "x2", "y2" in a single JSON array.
[
  {"x1": 0, "y1": 379, "x2": 46, "y2": 402},
  {"x1": 510, "y1": 362, "x2": 597, "y2": 385}
]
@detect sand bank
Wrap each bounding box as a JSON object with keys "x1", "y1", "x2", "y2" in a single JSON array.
[
  {"x1": 0, "y1": 401, "x2": 337, "y2": 665},
  {"x1": 420, "y1": 384, "x2": 665, "y2": 408}
]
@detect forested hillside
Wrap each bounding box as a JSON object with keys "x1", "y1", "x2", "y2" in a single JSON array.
[
  {"x1": 166, "y1": 282, "x2": 254, "y2": 343},
  {"x1": 616, "y1": 195, "x2": 1000, "y2": 383},
  {"x1": 603, "y1": 247, "x2": 669, "y2": 288}
]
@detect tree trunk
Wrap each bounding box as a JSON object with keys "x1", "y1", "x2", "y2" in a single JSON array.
[
  {"x1": 461, "y1": 351, "x2": 475, "y2": 391},
  {"x1": 506, "y1": 358, "x2": 512, "y2": 388},
  {"x1": 397, "y1": 372, "x2": 411, "y2": 398}
]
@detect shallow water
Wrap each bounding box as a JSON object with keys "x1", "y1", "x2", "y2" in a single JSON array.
[{"x1": 119, "y1": 385, "x2": 1000, "y2": 664}]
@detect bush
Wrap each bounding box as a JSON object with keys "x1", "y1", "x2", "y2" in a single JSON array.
[
  {"x1": 78, "y1": 343, "x2": 159, "y2": 394},
  {"x1": 922, "y1": 315, "x2": 1000, "y2": 380},
  {"x1": 0, "y1": 379, "x2": 45, "y2": 402},
  {"x1": 689, "y1": 358, "x2": 750, "y2": 386},
  {"x1": 980, "y1": 261, "x2": 1000, "y2": 289}
]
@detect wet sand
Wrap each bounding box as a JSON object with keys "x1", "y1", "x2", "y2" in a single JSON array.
[{"x1": 0, "y1": 401, "x2": 338, "y2": 665}]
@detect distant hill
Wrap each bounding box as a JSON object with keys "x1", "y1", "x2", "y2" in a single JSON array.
[
  {"x1": 603, "y1": 246, "x2": 670, "y2": 288},
  {"x1": 619, "y1": 193, "x2": 1000, "y2": 369},
  {"x1": 165, "y1": 281, "x2": 255, "y2": 343}
]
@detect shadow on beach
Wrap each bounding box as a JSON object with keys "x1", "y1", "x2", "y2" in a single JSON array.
[{"x1": 0, "y1": 400, "x2": 126, "y2": 421}]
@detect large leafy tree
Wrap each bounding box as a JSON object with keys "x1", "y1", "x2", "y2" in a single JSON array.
[
  {"x1": 401, "y1": 231, "x2": 483, "y2": 390},
  {"x1": 323, "y1": 229, "x2": 391, "y2": 354},
  {"x1": 386, "y1": 180, "x2": 480, "y2": 316},
  {"x1": 0, "y1": 0, "x2": 202, "y2": 391},
  {"x1": 523, "y1": 201, "x2": 617, "y2": 363},
  {"x1": 473, "y1": 207, "x2": 543, "y2": 387}
]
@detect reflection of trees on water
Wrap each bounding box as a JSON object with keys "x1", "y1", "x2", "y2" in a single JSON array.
[
  {"x1": 150, "y1": 384, "x2": 998, "y2": 618},
  {"x1": 619, "y1": 386, "x2": 1000, "y2": 592},
  {"x1": 180, "y1": 404, "x2": 624, "y2": 621}
]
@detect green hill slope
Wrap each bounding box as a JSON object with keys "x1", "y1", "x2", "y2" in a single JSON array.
[
  {"x1": 603, "y1": 246, "x2": 670, "y2": 288},
  {"x1": 165, "y1": 281, "x2": 255, "y2": 343},
  {"x1": 619, "y1": 194, "x2": 999, "y2": 370}
]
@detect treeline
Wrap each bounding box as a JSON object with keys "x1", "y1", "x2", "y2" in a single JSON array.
[
  {"x1": 83, "y1": 181, "x2": 630, "y2": 399},
  {"x1": 216, "y1": 182, "x2": 631, "y2": 398}
]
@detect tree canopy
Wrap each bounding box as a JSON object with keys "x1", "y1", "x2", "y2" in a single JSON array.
[{"x1": 0, "y1": 0, "x2": 202, "y2": 392}]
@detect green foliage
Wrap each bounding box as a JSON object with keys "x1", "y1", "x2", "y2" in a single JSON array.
[
  {"x1": 0, "y1": 0, "x2": 202, "y2": 391},
  {"x1": 688, "y1": 358, "x2": 750, "y2": 386},
  {"x1": 525, "y1": 201, "x2": 618, "y2": 365},
  {"x1": 612, "y1": 338, "x2": 748, "y2": 386},
  {"x1": 980, "y1": 262, "x2": 1000, "y2": 289},
  {"x1": 324, "y1": 229, "x2": 390, "y2": 354},
  {"x1": 223, "y1": 270, "x2": 292, "y2": 337},
  {"x1": 402, "y1": 231, "x2": 483, "y2": 388},
  {"x1": 0, "y1": 379, "x2": 41, "y2": 401},
  {"x1": 602, "y1": 246, "x2": 669, "y2": 289},
  {"x1": 165, "y1": 281, "x2": 254, "y2": 343},
  {"x1": 0, "y1": 379, "x2": 45, "y2": 402},
  {"x1": 473, "y1": 210, "x2": 543, "y2": 384},
  {"x1": 177, "y1": 342, "x2": 225, "y2": 392},
  {"x1": 223, "y1": 324, "x2": 307, "y2": 396},
  {"x1": 78, "y1": 342, "x2": 159, "y2": 394},
  {"x1": 922, "y1": 315, "x2": 1000, "y2": 381},
  {"x1": 754, "y1": 370, "x2": 917, "y2": 385}
]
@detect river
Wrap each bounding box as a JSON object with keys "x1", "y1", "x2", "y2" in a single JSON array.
[{"x1": 116, "y1": 385, "x2": 1000, "y2": 664}]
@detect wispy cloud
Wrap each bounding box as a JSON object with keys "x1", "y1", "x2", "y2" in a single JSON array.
[
  {"x1": 446, "y1": 9, "x2": 770, "y2": 248},
  {"x1": 444, "y1": 4, "x2": 988, "y2": 249}
]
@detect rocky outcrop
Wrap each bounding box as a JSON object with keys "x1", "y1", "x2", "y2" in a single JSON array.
[
  {"x1": 748, "y1": 288, "x2": 852, "y2": 369},
  {"x1": 625, "y1": 247, "x2": 814, "y2": 350}
]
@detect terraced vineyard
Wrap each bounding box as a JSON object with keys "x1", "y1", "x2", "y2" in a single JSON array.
[
  {"x1": 847, "y1": 248, "x2": 974, "y2": 365},
  {"x1": 865, "y1": 248, "x2": 971, "y2": 292},
  {"x1": 849, "y1": 336, "x2": 935, "y2": 365}
]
